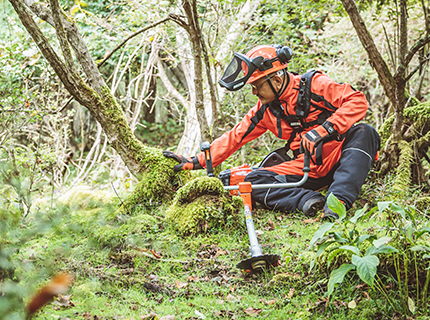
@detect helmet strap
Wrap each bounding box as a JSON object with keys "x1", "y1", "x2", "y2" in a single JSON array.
[{"x1": 266, "y1": 69, "x2": 288, "y2": 100}]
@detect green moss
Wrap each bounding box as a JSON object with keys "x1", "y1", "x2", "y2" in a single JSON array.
[
  {"x1": 404, "y1": 100, "x2": 430, "y2": 126},
  {"x1": 415, "y1": 196, "x2": 430, "y2": 211},
  {"x1": 118, "y1": 149, "x2": 191, "y2": 213},
  {"x1": 268, "y1": 273, "x2": 301, "y2": 287},
  {"x1": 378, "y1": 115, "x2": 394, "y2": 150},
  {"x1": 392, "y1": 140, "x2": 413, "y2": 197},
  {"x1": 165, "y1": 177, "x2": 243, "y2": 236},
  {"x1": 57, "y1": 186, "x2": 117, "y2": 210},
  {"x1": 91, "y1": 214, "x2": 159, "y2": 249},
  {"x1": 97, "y1": 87, "x2": 190, "y2": 208}
]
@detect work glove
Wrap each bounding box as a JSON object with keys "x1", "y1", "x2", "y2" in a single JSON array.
[
  {"x1": 163, "y1": 151, "x2": 203, "y2": 172},
  {"x1": 300, "y1": 121, "x2": 336, "y2": 155}
]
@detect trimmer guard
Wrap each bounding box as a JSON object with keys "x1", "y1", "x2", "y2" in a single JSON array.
[{"x1": 237, "y1": 254, "x2": 281, "y2": 271}]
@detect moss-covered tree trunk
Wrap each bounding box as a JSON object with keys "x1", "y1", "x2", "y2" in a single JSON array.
[
  {"x1": 340, "y1": 0, "x2": 430, "y2": 191},
  {"x1": 9, "y1": 0, "x2": 183, "y2": 201}
]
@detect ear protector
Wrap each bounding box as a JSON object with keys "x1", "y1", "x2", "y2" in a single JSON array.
[{"x1": 273, "y1": 45, "x2": 293, "y2": 64}]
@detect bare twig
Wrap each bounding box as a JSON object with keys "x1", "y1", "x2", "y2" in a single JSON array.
[{"x1": 97, "y1": 17, "x2": 171, "y2": 68}]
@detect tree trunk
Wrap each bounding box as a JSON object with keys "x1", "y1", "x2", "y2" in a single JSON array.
[
  {"x1": 340, "y1": 0, "x2": 430, "y2": 188},
  {"x1": 340, "y1": 0, "x2": 396, "y2": 105},
  {"x1": 9, "y1": 0, "x2": 173, "y2": 180}
]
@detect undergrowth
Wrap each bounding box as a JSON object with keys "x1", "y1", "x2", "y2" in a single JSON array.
[{"x1": 1, "y1": 176, "x2": 429, "y2": 320}]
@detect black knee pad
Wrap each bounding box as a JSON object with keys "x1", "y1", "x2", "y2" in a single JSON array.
[{"x1": 343, "y1": 123, "x2": 381, "y2": 158}]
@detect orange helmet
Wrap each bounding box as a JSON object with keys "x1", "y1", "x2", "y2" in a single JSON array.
[{"x1": 219, "y1": 45, "x2": 292, "y2": 91}]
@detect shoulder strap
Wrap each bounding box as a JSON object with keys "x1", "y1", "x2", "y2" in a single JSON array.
[{"x1": 296, "y1": 70, "x2": 321, "y2": 119}]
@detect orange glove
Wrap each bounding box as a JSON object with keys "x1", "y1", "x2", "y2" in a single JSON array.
[
  {"x1": 300, "y1": 122, "x2": 336, "y2": 155},
  {"x1": 163, "y1": 151, "x2": 203, "y2": 172}
]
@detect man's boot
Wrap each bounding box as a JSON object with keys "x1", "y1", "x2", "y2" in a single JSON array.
[
  {"x1": 302, "y1": 194, "x2": 325, "y2": 217},
  {"x1": 321, "y1": 202, "x2": 339, "y2": 220}
]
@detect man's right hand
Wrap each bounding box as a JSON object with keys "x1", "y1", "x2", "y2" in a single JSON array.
[{"x1": 163, "y1": 151, "x2": 203, "y2": 172}]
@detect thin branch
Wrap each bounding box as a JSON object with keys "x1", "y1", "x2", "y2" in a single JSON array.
[
  {"x1": 340, "y1": 0, "x2": 396, "y2": 105},
  {"x1": 422, "y1": 0, "x2": 429, "y2": 35},
  {"x1": 97, "y1": 16, "x2": 171, "y2": 68},
  {"x1": 383, "y1": 24, "x2": 396, "y2": 70},
  {"x1": 396, "y1": 35, "x2": 430, "y2": 78},
  {"x1": 48, "y1": 0, "x2": 76, "y2": 74},
  {"x1": 22, "y1": 0, "x2": 105, "y2": 94},
  {"x1": 8, "y1": 0, "x2": 85, "y2": 104},
  {"x1": 156, "y1": 57, "x2": 189, "y2": 110},
  {"x1": 405, "y1": 54, "x2": 430, "y2": 82},
  {"x1": 169, "y1": 13, "x2": 189, "y2": 30}
]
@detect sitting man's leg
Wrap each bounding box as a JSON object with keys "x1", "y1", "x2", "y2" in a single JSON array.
[
  {"x1": 244, "y1": 168, "x2": 331, "y2": 216},
  {"x1": 322, "y1": 123, "x2": 380, "y2": 219}
]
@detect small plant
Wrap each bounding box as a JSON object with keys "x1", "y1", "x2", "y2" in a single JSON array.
[{"x1": 310, "y1": 194, "x2": 430, "y2": 316}]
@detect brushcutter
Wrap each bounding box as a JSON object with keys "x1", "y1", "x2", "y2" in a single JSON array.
[{"x1": 200, "y1": 141, "x2": 311, "y2": 272}]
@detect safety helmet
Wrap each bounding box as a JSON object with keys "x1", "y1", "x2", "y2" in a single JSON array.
[{"x1": 218, "y1": 45, "x2": 292, "y2": 91}]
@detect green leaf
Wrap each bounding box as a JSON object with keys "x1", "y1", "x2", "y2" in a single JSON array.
[
  {"x1": 408, "y1": 297, "x2": 416, "y2": 313},
  {"x1": 405, "y1": 222, "x2": 414, "y2": 240},
  {"x1": 327, "y1": 264, "x2": 355, "y2": 297},
  {"x1": 352, "y1": 255, "x2": 379, "y2": 286},
  {"x1": 356, "y1": 234, "x2": 377, "y2": 245},
  {"x1": 327, "y1": 193, "x2": 346, "y2": 222},
  {"x1": 377, "y1": 201, "x2": 392, "y2": 216},
  {"x1": 415, "y1": 227, "x2": 430, "y2": 239},
  {"x1": 365, "y1": 245, "x2": 398, "y2": 256},
  {"x1": 410, "y1": 245, "x2": 430, "y2": 252},
  {"x1": 349, "y1": 204, "x2": 368, "y2": 224},
  {"x1": 333, "y1": 231, "x2": 348, "y2": 244},
  {"x1": 390, "y1": 203, "x2": 406, "y2": 219},
  {"x1": 310, "y1": 222, "x2": 334, "y2": 249},
  {"x1": 315, "y1": 241, "x2": 335, "y2": 259},
  {"x1": 373, "y1": 236, "x2": 392, "y2": 248},
  {"x1": 338, "y1": 245, "x2": 360, "y2": 255},
  {"x1": 423, "y1": 254, "x2": 430, "y2": 259}
]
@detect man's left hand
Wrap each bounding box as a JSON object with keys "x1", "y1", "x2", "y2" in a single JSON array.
[{"x1": 300, "y1": 123, "x2": 335, "y2": 155}]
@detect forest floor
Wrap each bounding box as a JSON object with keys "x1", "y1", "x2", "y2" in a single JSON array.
[{"x1": 4, "y1": 174, "x2": 430, "y2": 320}]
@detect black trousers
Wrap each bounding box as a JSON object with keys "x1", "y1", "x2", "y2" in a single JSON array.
[{"x1": 244, "y1": 123, "x2": 381, "y2": 213}]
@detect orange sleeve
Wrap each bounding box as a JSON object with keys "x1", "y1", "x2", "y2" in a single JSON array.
[
  {"x1": 196, "y1": 103, "x2": 268, "y2": 168},
  {"x1": 311, "y1": 73, "x2": 368, "y2": 134}
]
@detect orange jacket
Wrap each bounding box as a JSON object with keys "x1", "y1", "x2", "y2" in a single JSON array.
[{"x1": 197, "y1": 72, "x2": 368, "y2": 178}]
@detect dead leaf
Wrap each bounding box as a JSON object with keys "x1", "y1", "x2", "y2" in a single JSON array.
[
  {"x1": 408, "y1": 297, "x2": 416, "y2": 313},
  {"x1": 213, "y1": 310, "x2": 235, "y2": 317},
  {"x1": 186, "y1": 276, "x2": 199, "y2": 282},
  {"x1": 175, "y1": 280, "x2": 188, "y2": 289},
  {"x1": 141, "y1": 312, "x2": 158, "y2": 319},
  {"x1": 363, "y1": 291, "x2": 370, "y2": 299},
  {"x1": 243, "y1": 307, "x2": 262, "y2": 316},
  {"x1": 286, "y1": 288, "x2": 295, "y2": 299},
  {"x1": 267, "y1": 219, "x2": 275, "y2": 230},
  {"x1": 355, "y1": 283, "x2": 367, "y2": 290},
  {"x1": 160, "y1": 315, "x2": 175, "y2": 320},
  {"x1": 226, "y1": 294, "x2": 240, "y2": 303},
  {"x1": 52, "y1": 294, "x2": 74, "y2": 308},
  {"x1": 195, "y1": 309, "x2": 206, "y2": 319},
  {"x1": 214, "y1": 249, "x2": 228, "y2": 258},
  {"x1": 264, "y1": 299, "x2": 276, "y2": 305},
  {"x1": 150, "y1": 249, "x2": 161, "y2": 258},
  {"x1": 303, "y1": 217, "x2": 319, "y2": 224}
]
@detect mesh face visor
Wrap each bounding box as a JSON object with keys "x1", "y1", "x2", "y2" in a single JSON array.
[{"x1": 218, "y1": 53, "x2": 264, "y2": 91}]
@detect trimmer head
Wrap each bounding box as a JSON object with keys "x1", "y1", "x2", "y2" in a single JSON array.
[{"x1": 236, "y1": 254, "x2": 281, "y2": 272}]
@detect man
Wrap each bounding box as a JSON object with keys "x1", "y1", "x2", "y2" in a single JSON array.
[{"x1": 164, "y1": 45, "x2": 380, "y2": 219}]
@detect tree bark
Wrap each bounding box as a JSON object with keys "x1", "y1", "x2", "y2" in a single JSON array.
[
  {"x1": 9, "y1": 0, "x2": 170, "y2": 178},
  {"x1": 340, "y1": 0, "x2": 396, "y2": 105}
]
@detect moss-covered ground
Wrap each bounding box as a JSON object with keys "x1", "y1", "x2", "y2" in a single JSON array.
[{"x1": 1, "y1": 176, "x2": 430, "y2": 320}]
